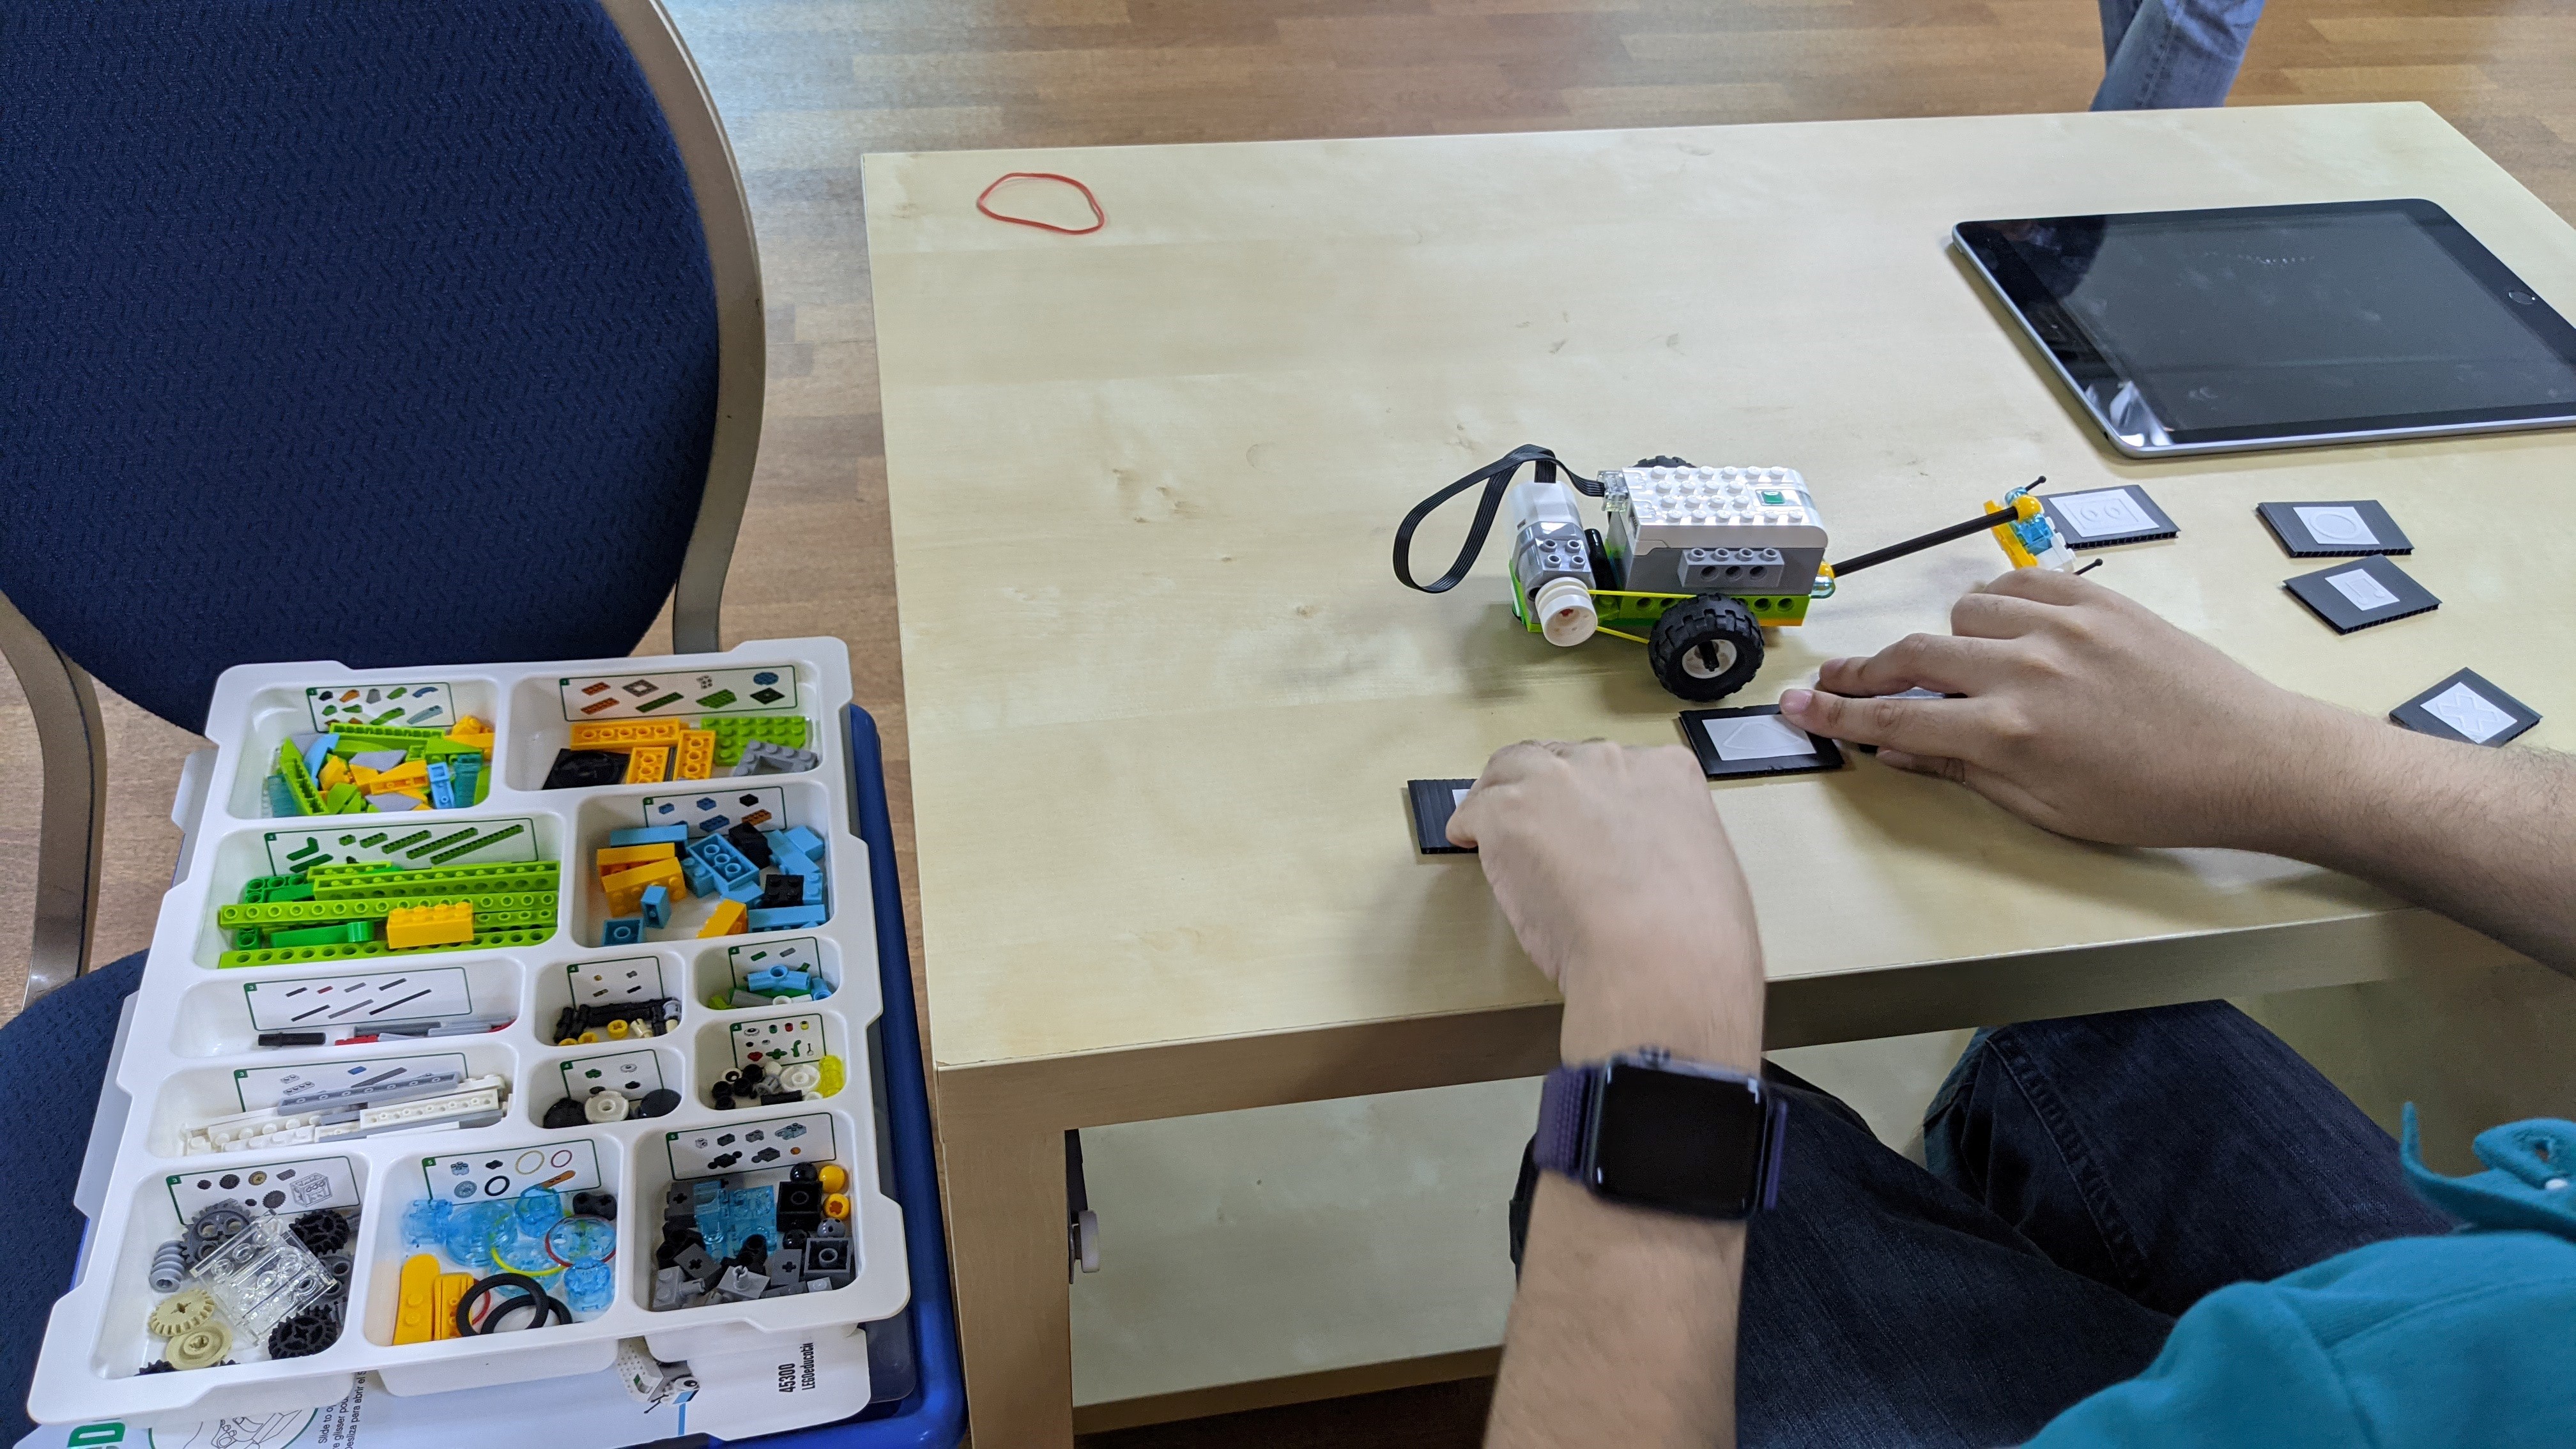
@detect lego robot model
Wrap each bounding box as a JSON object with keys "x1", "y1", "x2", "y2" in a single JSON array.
[{"x1": 1393, "y1": 443, "x2": 2071, "y2": 703}]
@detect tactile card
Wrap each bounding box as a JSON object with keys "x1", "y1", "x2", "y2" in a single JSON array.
[
  {"x1": 559, "y1": 666, "x2": 800, "y2": 721},
  {"x1": 666, "y1": 1112, "x2": 838, "y2": 1178},
  {"x1": 420, "y1": 1140, "x2": 602, "y2": 1201}
]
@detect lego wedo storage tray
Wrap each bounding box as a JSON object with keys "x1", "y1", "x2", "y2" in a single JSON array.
[{"x1": 29, "y1": 640, "x2": 909, "y2": 1430}]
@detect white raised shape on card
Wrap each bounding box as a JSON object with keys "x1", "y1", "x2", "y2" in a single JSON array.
[
  {"x1": 666, "y1": 1112, "x2": 838, "y2": 1178},
  {"x1": 2055, "y1": 489, "x2": 2155, "y2": 539},
  {"x1": 1708, "y1": 714, "x2": 1817, "y2": 762},
  {"x1": 242, "y1": 968, "x2": 475, "y2": 1031},
  {"x1": 422, "y1": 1140, "x2": 603, "y2": 1200},
  {"x1": 2327, "y1": 568, "x2": 2399, "y2": 611},
  {"x1": 558, "y1": 665, "x2": 800, "y2": 721},
  {"x1": 644, "y1": 785, "x2": 788, "y2": 837},
  {"x1": 2423, "y1": 682, "x2": 2517, "y2": 744},
  {"x1": 303, "y1": 681, "x2": 457, "y2": 732},
  {"x1": 263, "y1": 816, "x2": 540, "y2": 873},
  {"x1": 2294, "y1": 505, "x2": 2377, "y2": 547}
]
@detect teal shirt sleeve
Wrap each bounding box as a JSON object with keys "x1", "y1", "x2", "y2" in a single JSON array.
[{"x1": 2027, "y1": 1109, "x2": 2576, "y2": 1449}]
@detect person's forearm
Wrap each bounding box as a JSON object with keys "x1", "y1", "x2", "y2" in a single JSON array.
[
  {"x1": 2248, "y1": 705, "x2": 2576, "y2": 974},
  {"x1": 1488, "y1": 1177, "x2": 1746, "y2": 1448}
]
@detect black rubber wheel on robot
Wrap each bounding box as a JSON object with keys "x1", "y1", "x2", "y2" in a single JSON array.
[{"x1": 1648, "y1": 596, "x2": 1765, "y2": 703}]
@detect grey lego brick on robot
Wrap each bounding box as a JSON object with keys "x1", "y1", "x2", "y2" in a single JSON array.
[{"x1": 1602, "y1": 466, "x2": 1826, "y2": 595}]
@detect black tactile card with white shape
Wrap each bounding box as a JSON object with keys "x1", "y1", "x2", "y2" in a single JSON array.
[
  {"x1": 1407, "y1": 778, "x2": 1476, "y2": 854},
  {"x1": 2390, "y1": 668, "x2": 2540, "y2": 747},
  {"x1": 2283, "y1": 555, "x2": 2441, "y2": 634},
  {"x1": 2256, "y1": 500, "x2": 2412, "y2": 557},
  {"x1": 1678, "y1": 705, "x2": 1845, "y2": 779},
  {"x1": 2039, "y1": 485, "x2": 2177, "y2": 549}
]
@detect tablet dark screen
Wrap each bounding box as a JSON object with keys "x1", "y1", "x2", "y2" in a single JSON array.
[{"x1": 1959, "y1": 201, "x2": 2576, "y2": 447}]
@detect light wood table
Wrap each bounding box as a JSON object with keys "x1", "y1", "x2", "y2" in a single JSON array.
[{"x1": 864, "y1": 102, "x2": 2567, "y2": 1444}]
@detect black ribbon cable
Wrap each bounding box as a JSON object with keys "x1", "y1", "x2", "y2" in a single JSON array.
[{"x1": 1393, "y1": 444, "x2": 1604, "y2": 594}]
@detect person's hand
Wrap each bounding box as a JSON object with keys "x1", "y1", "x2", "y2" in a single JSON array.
[
  {"x1": 1776, "y1": 568, "x2": 2383, "y2": 850},
  {"x1": 1447, "y1": 741, "x2": 1763, "y2": 1068}
]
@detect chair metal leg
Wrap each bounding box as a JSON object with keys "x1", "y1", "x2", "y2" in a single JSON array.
[
  {"x1": 606, "y1": 0, "x2": 767, "y2": 656},
  {"x1": 0, "y1": 588, "x2": 107, "y2": 1006}
]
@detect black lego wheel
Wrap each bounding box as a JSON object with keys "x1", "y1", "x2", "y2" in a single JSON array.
[{"x1": 1648, "y1": 596, "x2": 1764, "y2": 703}]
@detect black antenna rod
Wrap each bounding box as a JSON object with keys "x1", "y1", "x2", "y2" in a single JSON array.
[{"x1": 1828, "y1": 478, "x2": 2045, "y2": 578}]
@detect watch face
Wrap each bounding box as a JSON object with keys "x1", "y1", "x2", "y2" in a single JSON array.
[{"x1": 1588, "y1": 1061, "x2": 1767, "y2": 1217}]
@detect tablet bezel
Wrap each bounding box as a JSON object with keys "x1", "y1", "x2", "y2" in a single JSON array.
[{"x1": 1954, "y1": 199, "x2": 2576, "y2": 458}]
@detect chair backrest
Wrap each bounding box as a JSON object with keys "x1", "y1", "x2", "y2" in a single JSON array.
[{"x1": 0, "y1": 0, "x2": 762, "y2": 733}]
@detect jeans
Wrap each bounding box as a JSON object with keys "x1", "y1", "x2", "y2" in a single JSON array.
[
  {"x1": 1508, "y1": 1001, "x2": 2455, "y2": 1448},
  {"x1": 2092, "y1": 0, "x2": 2268, "y2": 111}
]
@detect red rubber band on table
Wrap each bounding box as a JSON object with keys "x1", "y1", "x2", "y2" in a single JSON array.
[{"x1": 976, "y1": 172, "x2": 1106, "y2": 235}]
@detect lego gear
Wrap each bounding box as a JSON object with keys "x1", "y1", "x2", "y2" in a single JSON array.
[
  {"x1": 1648, "y1": 595, "x2": 1765, "y2": 703},
  {"x1": 266, "y1": 1301, "x2": 341, "y2": 1360},
  {"x1": 148, "y1": 1289, "x2": 218, "y2": 1338},
  {"x1": 165, "y1": 1321, "x2": 233, "y2": 1370},
  {"x1": 183, "y1": 1202, "x2": 254, "y2": 1262},
  {"x1": 290, "y1": 1209, "x2": 351, "y2": 1256},
  {"x1": 137, "y1": 1360, "x2": 176, "y2": 1375},
  {"x1": 148, "y1": 1239, "x2": 190, "y2": 1293}
]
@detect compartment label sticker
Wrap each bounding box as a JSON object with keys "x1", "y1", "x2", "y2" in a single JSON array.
[
  {"x1": 422, "y1": 1141, "x2": 602, "y2": 1201},
  {"x1": 169, "y1": 1154, "x2": 361, "y2": 1220},
  {"x1": 235, "y1": 1053, "x2": 467, "y2": 1111},
  {"x1": 726, "y1": 937, "x2": 822, "y2": 990},
  {"x1": 641, "y1": 786, "x2": 786, "y2": 837},
  {"x1": 264, "y1": 816, "x2": 540, "y2": 873},
  {"x1": 560, "y1": 1048, "x2": 666, "y2": 1102},
  {"x1": 243, "y1": 968, "x2": 474, "y2": 1031},
  {"x1": 569, "y1": 955, "x2": 668, "y2": 1006},
  {"x1": 559, "y1": 666, "x2": 799, "y2": 721},
  {"x1": 666, "y1": 1112, "x2": 838, "y2": 1178},
  {"x1": 728, "y1": 1015, "x2": 826, "y2": 1068},
  {"x1": 304, "y1": 682, "x2": 457, "y2": 732}
]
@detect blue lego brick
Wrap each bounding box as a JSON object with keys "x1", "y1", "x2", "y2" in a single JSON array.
[
  {"x1": 746, "y1": 905, "x2": 828, "y2": 931},
  {"x1": 453, "y1": 756, "x2": 484, "y2": 804},
  {"x1": 610, "y1": 824, "x2": 691, "y2": 847},
  {"x1": 600, "y1": 916, "x2": 647, "y2": 947},
  {"x1": 745, "y1": 965, "x2": 811, "y2": 996},
  {"x1": 302, "y1": 734, "x2": 337, "y2": 782},
  {"x1": 781, "y1": 826, "x2": 824, "y2": 861},
  {"x1": 689, "y1": 832, "x2": 758, "y2": 882},
  {"x1": 721, "y1": 875, "x2": 766, "y2": 904},
  {"x1": 427, "y1": 759, "x2": 457, "y2": 809},
  {"x1": 680, "y1": 855, "x2": 718, "y2": 897},
  {"x1": 802, "y1": 873, "x2": 822, "y2": 905},
  {"x1": 640, "y1": 884, "x2": 671, "y2": 929},
  {"x1": 761, "y1": 829, "x2": 803, "y2": 867}
]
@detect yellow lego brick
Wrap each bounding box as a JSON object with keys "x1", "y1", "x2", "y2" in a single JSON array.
[
  {"x1": 624, "y1": 745, "x2": 670, "y2": 784},
  {"x1": 603, "y1": 857, "x2": 683, "y2": 916},
  {"x1": 675, "y1": 728, "x2": 717, "y2": 781},
  {"x1": 698, "y1": 899, "x2": 748, "y2": 937},
  {"x1": 316, "y1": 755, "x2": 351, "y2": 791},
  {"x1": 569, "y1": 719, "x2": 686, "y2": 751},
  {"x1": 434, "y1": 1271, "x2": 473, "y2": 1340},
  {"x1": 447, "y1": 717, "x2": 491, "y2": 739},
  {"x1": 385, "y1": 900, "x2": 475, "y2": 949},
  {"x1": 366, "y1": 759, "x2": 431, "y2": 794},
  {"x1": 393, "y1": 1254, "x2": 442, "y2": 1344},
  {"x1": 595, "y1": 842, "x2": 678, "y2": 877}
]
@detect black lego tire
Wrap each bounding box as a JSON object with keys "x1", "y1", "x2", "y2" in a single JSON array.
[{"x1": 1648, "y1": 596, "x2": 1765, "y2": 703}]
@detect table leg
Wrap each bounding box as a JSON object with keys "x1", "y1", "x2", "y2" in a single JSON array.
[{"x1": 941, "y1": 1105, "x2": 1075, "y2": 1447}]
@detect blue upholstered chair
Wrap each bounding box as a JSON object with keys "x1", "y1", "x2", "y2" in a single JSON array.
[{"x1": 0, "y1": 1, "x2": 762, "y2": 1435}]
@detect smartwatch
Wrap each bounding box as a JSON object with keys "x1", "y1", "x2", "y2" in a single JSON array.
[{"x1": 1536, "y1": 1048, "x2": 1787, "y2": 1220}]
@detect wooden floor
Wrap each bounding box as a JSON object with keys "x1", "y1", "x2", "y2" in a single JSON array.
[{"x1": 2, "y1": 1, "x2": 2570, "y2": 1441}]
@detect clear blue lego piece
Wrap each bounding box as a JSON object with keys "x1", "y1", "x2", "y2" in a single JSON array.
[
  {"x1": 442, "y1": 1200, "x2": 510, "y2": 1276},
  {"x1": 747, "y1": 905, "x2": 829, "y2": 931},
  {"x1": 265, "y1": 775, "x2": 303, "y2": 816},
  {"x1": 611, "y1": 824, "x2": 691, "y2": 847},
  {"x1": 601, "y1": 917, "x2": 647, "y2": 947},
  {"x1": 452, "y1": 755, "x2": 482, "y2": 802},
  {"x1": 402, "y1": 1197, "x2": 452, "y2": 1250},
  {"x1": 640, "y1": 884, "x2": 671, "y2": 928},
  {"x1": 564, "y1": 1260, "x2": 613, "y2": 1317}
]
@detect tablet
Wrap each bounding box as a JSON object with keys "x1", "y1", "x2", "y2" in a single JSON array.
[{"x1": 1954, "y1": 200, "x2": 2576, "y2": 457}]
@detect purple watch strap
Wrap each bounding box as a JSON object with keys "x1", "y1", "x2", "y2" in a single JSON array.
[{"x1": 1535, "y1": 1063, "x2": 1594, "y2": 1177}]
